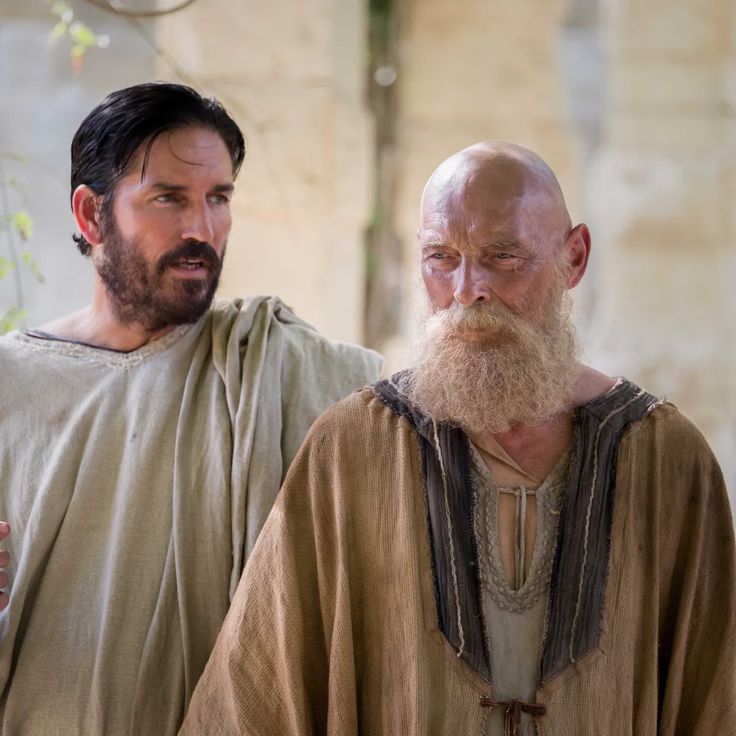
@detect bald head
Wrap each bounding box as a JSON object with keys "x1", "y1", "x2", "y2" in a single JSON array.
[
  {"x1": 420, "y1": 141, "x2": 572, "y2": 250},
  {"x1": 418, "y1": 141, "x2": 591, "y2": 318}
]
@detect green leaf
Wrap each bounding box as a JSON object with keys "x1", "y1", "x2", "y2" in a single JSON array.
[
  {"x1": 0, "y1": 152, "x2": 27, "y2": 163},
  {"x1": 0, "y1": 256, "x2": 15, "y2": 279},
  {"x1": 70, "y1": 22, "x2": 97, "y2": 49},
  {"x1": 49, "y1": 21, "x2": 68, "y2": 40},
  {"x1": 8, "y1": 178, "x2": 25, "y2": 197},
  {"x1": 51, "y1": 2, "x2": 74, "y2": 23},
  {"x1": 21, "y1": 252, "x2": 45, "y2": 284},
  {"x1": 11, "y1": 210, "x2": 33, "y2": 241},
  {"x1": 0, "y1": 307, "x2": 25, "y2": 335}
]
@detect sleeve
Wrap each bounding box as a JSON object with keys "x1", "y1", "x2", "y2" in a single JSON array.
[
  {"x1": 236, "y1": 297, "x2": 382, "y2": 573},
  {"x1": 656, "y1": 416, "x2": 736, "y2": 734},
  {"x1": 180, "y1": 408, "x2": 360, "y2": 736},
  {"x1": 276, "y1": 312, "x2": 383, "y2": 473}
]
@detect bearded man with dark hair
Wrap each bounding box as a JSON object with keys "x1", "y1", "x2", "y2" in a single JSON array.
[
  {"x1": 0, "y1": 82, "x2": 381, "y2": 735},
  {"x1": 182, "y1": 142, "x2": 735, "y2": 736}
]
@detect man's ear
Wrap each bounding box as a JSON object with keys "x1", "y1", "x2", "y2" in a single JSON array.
[
  {"x1": 71, "y1": 185, "x2": 104, "y2": 248},
  {"x1": 563, "y1": 223, "x2": 591, "y2": 289}
]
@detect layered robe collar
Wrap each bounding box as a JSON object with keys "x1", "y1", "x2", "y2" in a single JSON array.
[{"x1": 372, "y1": 373, "x2": 662, "y2": 685}]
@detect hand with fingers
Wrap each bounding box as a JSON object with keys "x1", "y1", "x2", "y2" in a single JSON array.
[{"x1": 0, "y1": 522, "x2": 10, "y2": 612}]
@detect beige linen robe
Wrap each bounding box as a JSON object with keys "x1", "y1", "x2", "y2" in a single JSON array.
[
  {"x1": 181, "y1": 387, "x2": 736, "y2": 735},
  {"x1": 0, "y1": 296, "x2": 381, "y2": 735}
]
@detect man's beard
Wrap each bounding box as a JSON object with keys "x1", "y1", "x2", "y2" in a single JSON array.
[
  {"x1": 403, "y1": 286, "x2": 580, "y2": 435},
  {"x1": 96, "y1": 214, "x2": 224, "y2": 333}
]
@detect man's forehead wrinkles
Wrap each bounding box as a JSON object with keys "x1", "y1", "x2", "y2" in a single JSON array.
[
  {"x1": 421, "y1": 208, "x2": 448, "y2": 225},
  {"x1": 421, "y1": 231, "x2": 447, "y2": 246}
]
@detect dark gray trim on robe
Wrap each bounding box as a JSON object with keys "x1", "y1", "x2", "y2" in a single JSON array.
[
  {"x1": 371, "y1": 373, "x2": 661, "y2": 686},
  {"x1": 370, "y1": 375, "x2": 490, "y2": 680},
  {"x1": 539, "y1": 381, "x2": 662, "y2": 681}
]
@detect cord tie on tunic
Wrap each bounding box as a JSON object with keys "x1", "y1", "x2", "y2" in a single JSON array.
[{"x1": 480, "y1": 697, "x2": 546, "y2": 736}]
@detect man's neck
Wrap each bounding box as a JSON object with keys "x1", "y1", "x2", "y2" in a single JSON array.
[
  {"x1": 470, "y1": 366, "x2": 617, "y2": 480},
  {"x1": 474, "y1": 415, "x2": 574, "y2": 482},
  {"x1": 37, "y1": 284, "x2": 175, "y2": 352},
  {"x1": 37, "y1": 306, "x2": 174, "y2": 352}
]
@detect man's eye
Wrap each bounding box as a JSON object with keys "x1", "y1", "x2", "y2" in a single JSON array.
[
  {"x1": 495, "y1": 252, "x2": 515, "y2": 260},
  {"x1": 208, "y1": 194, "x2": 230, "y2": 205},
  {"x1": 154, "y1": 193, "x2": 178, "y2": 203}
]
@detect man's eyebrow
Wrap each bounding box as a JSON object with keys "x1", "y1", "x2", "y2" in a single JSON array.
[
  {"x1": 488, "y1": 239, "x2": 523, "y2": 249},
  {"x1": 146, "y1": 182, "x2": 235, "y2": 193},
  {"x1": 479, "y1": 239, "x2": 527, "y2": 253},
  {"x1": 146, "y1": 182, "x2": 186, "y2": 191}
]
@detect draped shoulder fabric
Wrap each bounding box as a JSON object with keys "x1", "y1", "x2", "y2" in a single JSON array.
[
  {"x1": 180, "y1": 385, "x2": 736, "y2": 735},
  {"x1": 0, "y1": 296, "x2": 381, "y2": 735}
]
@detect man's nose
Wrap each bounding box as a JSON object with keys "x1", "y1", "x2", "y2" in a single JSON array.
[
  {"x1": 453, "y1": 259, "x2": 491, "y2": 306},
  {"x1": 180, "y1": 201, "x2": 214, "y2": 244}
]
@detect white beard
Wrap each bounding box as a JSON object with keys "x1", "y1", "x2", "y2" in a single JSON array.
[{"x1": 403, "y1": 290, "x2": 580, "y2": 434}]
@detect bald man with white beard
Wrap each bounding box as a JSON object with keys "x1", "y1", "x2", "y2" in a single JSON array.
[{"x1": 181, "y1": 143, "x2": 736, "y2": 736}]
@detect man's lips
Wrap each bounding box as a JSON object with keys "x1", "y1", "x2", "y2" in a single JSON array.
[
  {"x1": 170, "y1": 257, "x2": 209, "y2": 270},
  {"x1": 166, "y1": 258, "x2": 214, "y2": 277},
  {"x1": 450, "y1": 324, "x2": 511, "y2": 345},
  {"x1": 157, "y1": 240, "x2": 221, "y2": 275}
]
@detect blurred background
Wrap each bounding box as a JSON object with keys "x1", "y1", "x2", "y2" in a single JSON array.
[{"x1": 1, "y1": 0, "x2": 734, "y2": 500}]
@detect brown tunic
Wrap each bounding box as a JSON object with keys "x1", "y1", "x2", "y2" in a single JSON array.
[{"x1": 180, "y1": 386, "x2": 736, "y2": 735}]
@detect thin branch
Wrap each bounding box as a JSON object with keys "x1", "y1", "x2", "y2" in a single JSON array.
[{"x1": 0, "y1": 158, "x2": 25, "y2": 319}]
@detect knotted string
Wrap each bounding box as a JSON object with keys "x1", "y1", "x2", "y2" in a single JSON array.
[
  {"x1": 498, "y1": 485, "x2": 537, "y2": 589},
  {"x1": 480, "y1": 698, "x2": 546, "y2": 736}
]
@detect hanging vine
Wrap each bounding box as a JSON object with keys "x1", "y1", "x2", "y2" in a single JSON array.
[
  {"x1": 49, "y1": 2, "x2": 110, "y2": 70},
  {"x1": 0, "y1": 156, "x2": 45, "y2": 333},
  {"x1": 0, "y1": 2, "x2": 108, "y2": 333},
  {"x1": 363, "y1": 0, "x2": 402, "y2": 350}
]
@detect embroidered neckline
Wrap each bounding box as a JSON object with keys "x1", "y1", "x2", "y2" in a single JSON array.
[
  {"x1": 10, "y1": 321, "x2": 198, "y2": 369},
  {"x1": 471, "y1": 446, "x2": 569, "y2": 614}
]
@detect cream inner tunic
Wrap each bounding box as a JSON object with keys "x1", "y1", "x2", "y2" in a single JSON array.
[
  {"x1": 0, "y1": 297, "x2": 381, "y2": 736},
  {"x1": 471, "y1": 439, "x2": 569, "y2": 736}
]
